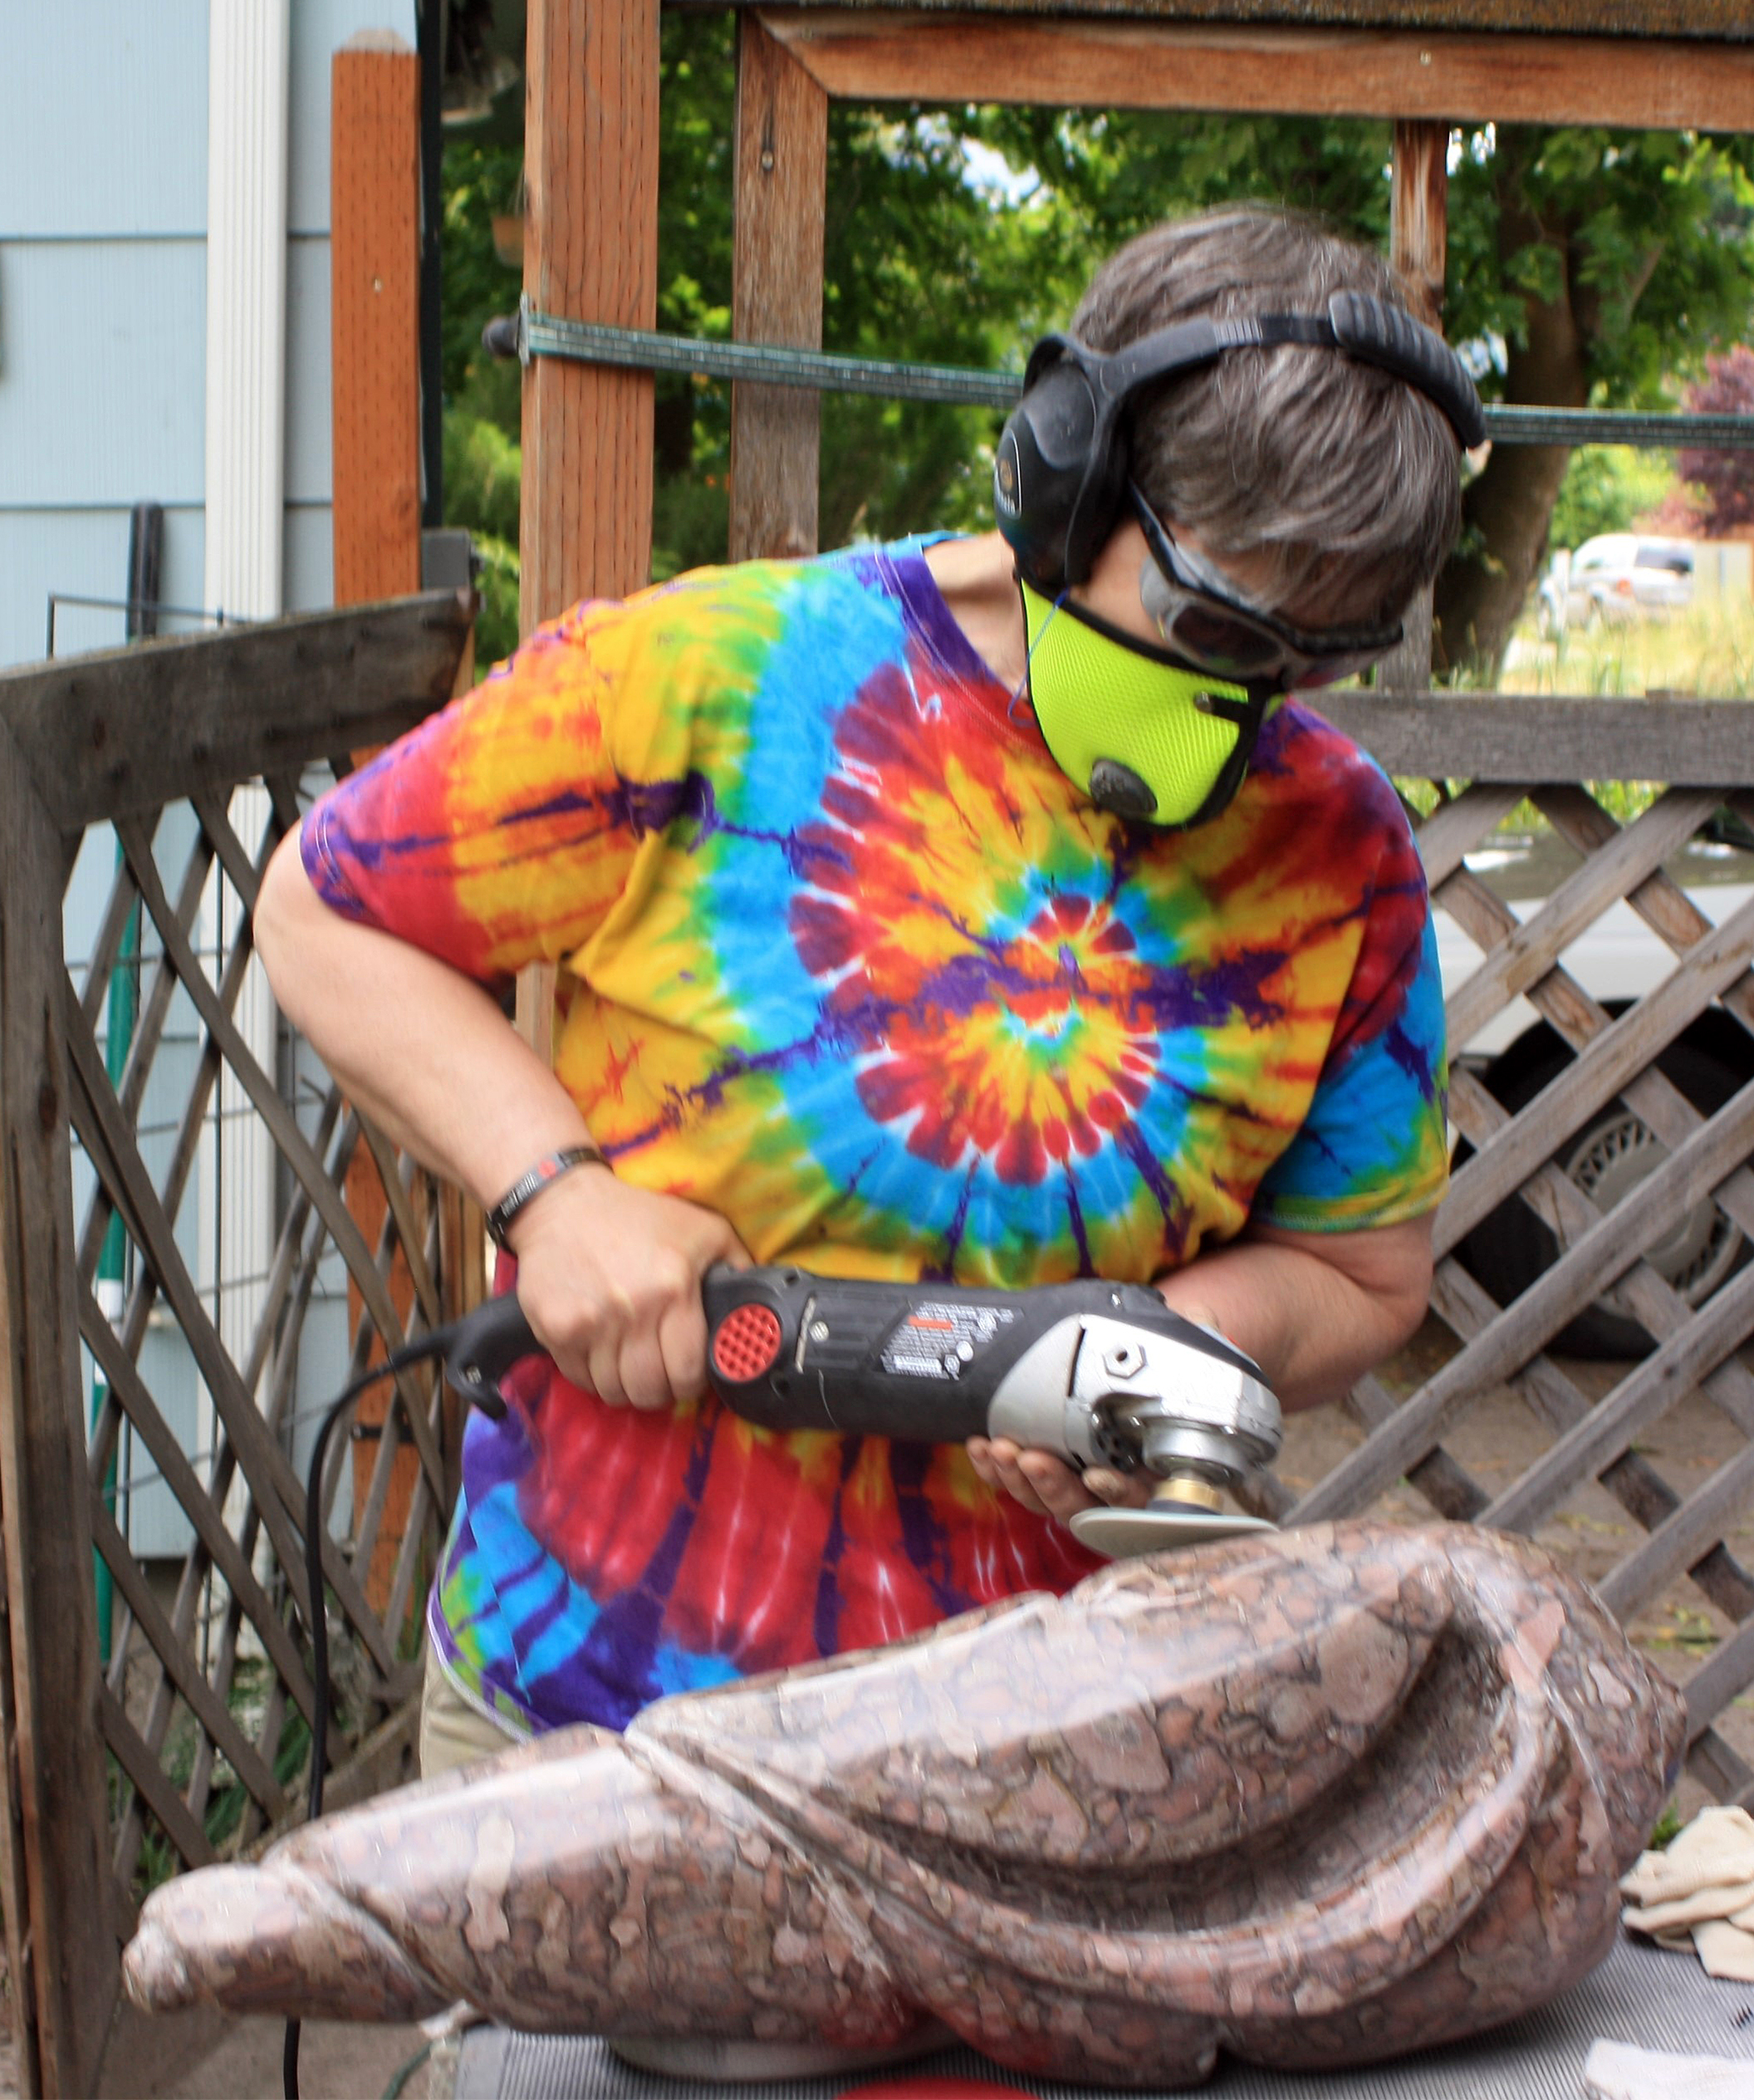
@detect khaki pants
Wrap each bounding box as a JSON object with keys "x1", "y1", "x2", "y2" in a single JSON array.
[{"x1": 419, "y1": 1636, "x2": 525, "y2": 1778}]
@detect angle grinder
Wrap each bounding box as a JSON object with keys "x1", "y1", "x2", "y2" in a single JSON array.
[{"x1": 443, "y1": 1265, "x2": 1282, "y2": 1558}]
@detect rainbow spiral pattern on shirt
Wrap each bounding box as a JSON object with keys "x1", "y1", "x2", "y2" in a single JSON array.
[{"x1": 304, "y1": 542, "x2": 1446, "y2": 1733}]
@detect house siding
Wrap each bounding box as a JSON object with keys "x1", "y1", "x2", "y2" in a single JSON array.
[
  {"x1": 0, "y1": 0, "x2": 417, "y2": 670},
  {"x1": 13, "y1": 1, "x2": 419, "y2": 1556}
]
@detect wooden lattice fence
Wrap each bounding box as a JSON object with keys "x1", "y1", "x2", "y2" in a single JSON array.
[
  {"x1": 1313, "y1": 692, "x2": 1754, "y2": 1805},
  {"x1": 0, "y1": 592, "x2": 474, "y2": 2096}
]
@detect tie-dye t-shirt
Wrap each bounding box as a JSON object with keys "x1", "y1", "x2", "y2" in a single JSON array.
[{"x1": 301, "y1": 538, "x2": 1448, "y2": 1736}]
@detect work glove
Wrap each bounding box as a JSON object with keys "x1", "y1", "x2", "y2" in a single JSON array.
[{"x1": 1621, "y1": 1804, "x2": 1754, "y2": 1981}]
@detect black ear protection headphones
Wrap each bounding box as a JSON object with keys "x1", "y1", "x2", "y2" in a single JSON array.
[{"x1": 993, "y1": 291, "x2": 1487, "y2": 594}]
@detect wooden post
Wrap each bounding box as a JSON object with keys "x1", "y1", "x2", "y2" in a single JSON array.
[
  {"x1": 0, "y1": 1511, "x2": 38, "y2": 2100},
  {"x1": 0, "y1": 720, "x2": 115, "y2": 2096},
  {"x1": 331, "y1": 32, "x2": 424, "y2": 602},
  {"x1": 728, "y1": 18, "x2": 830, "y2": 560},
  {"x1": 1392, "y1": 118, "x2": 1450, "y2": 330},
  {"x1": 331, "y1": 31, "x2": 424, "y2": 1607},
  {"x1": 519, "y1": 0, "x2": 661, "y2": 627},
  {"x1": 516, "y1": 0, "x2": 661, "y2": 1055},
  {"x1": 1379, "y1": 117, "x2": 1451, "y2": 694}
]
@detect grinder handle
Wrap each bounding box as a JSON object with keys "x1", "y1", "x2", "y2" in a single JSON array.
[
  {"x1": 441, "y1": 1293, "x2": 536, "y2": 1420},
  {"x1": 439, "y1": 1268, "x2": 760, "y2": 1420}
]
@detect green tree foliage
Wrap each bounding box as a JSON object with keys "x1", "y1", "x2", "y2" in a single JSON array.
[
  {"x1": 1436, "y1": 125, "x2": 1754, "y2": 670},
  {"x1": 438, "y1": 24, "x2": 1754, "y2": 679},
  {"x1": 1546, "y1": 446, "x2": 1678, "y2": 553},
  {"x1": 965, "y1": 105, "x2": 1392, "y2": 260},
  {"x1": 441, "y1": 15, "x2": 1044, "y2": 638},
  {"x1": 438, "y1": 134, "x2": 524, "y2": 664},
  {"x1": 644, "y1": 19, "x2": 1040, "y2": 562}
]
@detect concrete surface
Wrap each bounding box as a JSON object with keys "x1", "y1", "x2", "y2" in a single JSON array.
[{"x1": 97, "y1": 2011, "x2": 437, "y2": 2100}]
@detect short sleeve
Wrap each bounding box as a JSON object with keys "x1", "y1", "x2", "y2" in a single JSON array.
[
  {"x1": 300, "y1": 603, "x2": 646, "y2": 985},
  {"x1": 1252, "y1": 887, "x2": 1449, "y2": 1234}
]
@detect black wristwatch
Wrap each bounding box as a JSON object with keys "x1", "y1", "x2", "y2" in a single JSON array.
[{"x1": 485, "y1": 1144, "x2": 606, "y2": 1250}]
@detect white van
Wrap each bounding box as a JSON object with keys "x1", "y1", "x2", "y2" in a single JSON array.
[
  {"x1": 1536, "y1": 537, "x2": 1752, "y2": 640},
  {"x1": 1536, "y1": 536, "x2": 1695, "y2": 635}
]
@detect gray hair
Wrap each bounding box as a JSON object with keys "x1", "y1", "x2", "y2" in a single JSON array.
[{"x1": 1072, "y1": 208, "x2": 1462, "y2": 627}]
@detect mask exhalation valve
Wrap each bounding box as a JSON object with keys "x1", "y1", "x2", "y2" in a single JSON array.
[{"x1": 1088, "y1": 758, "x2": 1157, "y2": 820}]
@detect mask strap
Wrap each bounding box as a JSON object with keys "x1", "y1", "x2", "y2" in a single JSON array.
[{"x1": 1008, "y1": 580, "x2": 1071, "y2": 726}]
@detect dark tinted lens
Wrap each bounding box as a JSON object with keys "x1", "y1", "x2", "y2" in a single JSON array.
[
  {"x1": 1164, "y1": 601, "x2": 1283, "y2": 675},
  {"x1": 1289, "y1": 651, "x2": 1379, "y2": 690}
]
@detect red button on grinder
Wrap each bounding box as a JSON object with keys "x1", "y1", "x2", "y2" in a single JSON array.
[{"x1": 711, "y1": 1303, "x2": 784, "y2": 1384}]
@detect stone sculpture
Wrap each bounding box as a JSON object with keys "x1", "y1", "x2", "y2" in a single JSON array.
[{"x1": 125, "y1": 1522, "x2": 1683, "y2": 2087}]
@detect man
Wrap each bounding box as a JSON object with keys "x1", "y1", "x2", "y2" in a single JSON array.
[{"x1": 257, "y1": 205, "x2": 1471, "y2": 1782}]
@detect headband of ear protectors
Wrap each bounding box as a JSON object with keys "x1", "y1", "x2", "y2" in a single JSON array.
[{"x1": 993, "y1": 290, "x2": 1487, "y2": 594}]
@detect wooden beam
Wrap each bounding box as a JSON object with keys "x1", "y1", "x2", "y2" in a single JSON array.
[
  {"x1": 730, "y1": 16, "x2": 830, "y2": 560},
  {"x1": 760, "y1": 13, "x2": 1754, "y2": 131},
  {"x1": 1377, "y1": 118, "x2": 1448, "y2": 694},
  {"x1": 519, "y1": 0, "x2": 662, "y2": 629},
  {"x1": 0, "y1": 720, "x2": 115, "y2": 2094},
  {"x1": 331, "y1": 32, "x2": 424, "y2": 606},
  {"x1": 1391, "y1": 118, "x2": 1448, "y2": 330},
  {"x1": 1311, "y1": 691, "x2": 1754, "y2": 783},
  {"x1": 731, "y1": 0, "x2": 1754, "y2": 35},
  {"x1": 0, "y1": 593, "x2": 473, "y2": 837}
]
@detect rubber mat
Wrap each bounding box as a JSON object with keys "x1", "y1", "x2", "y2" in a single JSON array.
[{"x1": 445, "y1": 1933, "x2": 1754, "y2": 2100}]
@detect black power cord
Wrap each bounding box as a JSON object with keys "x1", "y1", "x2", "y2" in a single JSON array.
[{"x1": 283, "y1": 1319, "x2": 471, "y2": 2100}]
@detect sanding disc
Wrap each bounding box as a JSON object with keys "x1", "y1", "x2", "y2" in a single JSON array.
[{"x1": 1070, "y1": 1504, "x2": 1278, "y2": 1559}]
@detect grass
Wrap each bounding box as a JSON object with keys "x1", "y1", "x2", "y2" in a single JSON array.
[
  {"x1": 115, "y1": 1556, "x2": 436, "y2": 1900},
  {"x1": 1394, "y1": 775, "x2": 1666, "y2": 830},
  {"x1": 1502, "y1": 596, "x2": 1754, "y2": 700},
  {"x1": 1649, "y1": 1800, "x2": 1684, "y2": 1851}
]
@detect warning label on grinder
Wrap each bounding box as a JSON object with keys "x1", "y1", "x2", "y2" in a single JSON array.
[{"x1": 880, "y1": 1301, "x2": 1016, "y2": 1380}]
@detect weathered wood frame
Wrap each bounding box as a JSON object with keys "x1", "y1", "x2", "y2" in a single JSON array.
[
  {"x1": 701, "y1": 4, "x2": 1754, "y2": 569},
  {"x1": 0, "y1": 592, "x2": 473, "y2": 2094}
]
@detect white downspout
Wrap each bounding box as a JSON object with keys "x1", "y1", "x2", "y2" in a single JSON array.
[
  {"x1": 201, "y1": 0, "x2": 290, "y2": 1450},
  {"x1": 203, "y1": 0, "x2": 291, "y2": 627}
]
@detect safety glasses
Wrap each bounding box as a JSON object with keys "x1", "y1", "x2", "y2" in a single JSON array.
[{"x1": 1129, "y1": 483, "x2": 1402, "y2": 691}]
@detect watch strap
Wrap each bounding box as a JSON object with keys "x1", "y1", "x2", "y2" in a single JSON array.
[{"x1": 485, "y1": 1144, "x2": 605, "y2": 1249}]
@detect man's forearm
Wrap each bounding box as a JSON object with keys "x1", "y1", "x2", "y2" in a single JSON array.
[
  {"x1": 257, "y1": 833, "x2": 754, "y2": 1409},
  {"x1": 1153, "y1": 1217, "x2": 1434, "y2": 1412}
]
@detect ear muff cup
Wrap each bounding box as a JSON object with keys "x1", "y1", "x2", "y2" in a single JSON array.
[{"x1": 994, "y1": 340, "x2": 1128, "y2": 593}]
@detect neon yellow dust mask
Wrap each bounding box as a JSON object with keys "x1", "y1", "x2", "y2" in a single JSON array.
[{"x1": 1019, "y1": 579, "x2": 1270, "y2": 827}]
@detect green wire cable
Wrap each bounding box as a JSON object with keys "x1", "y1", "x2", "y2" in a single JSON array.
[
  {"x1": 91, "y1": 877, "x2": 138, "y2": 1666},
  {"x1": 380, "y1": 2039, "x2": 434, "y2": 2100}
]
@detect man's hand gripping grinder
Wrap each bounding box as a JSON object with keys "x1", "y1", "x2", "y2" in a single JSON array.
[{"x1": 446, "y1": 1268, "x2": 1282, "y2": 1556}]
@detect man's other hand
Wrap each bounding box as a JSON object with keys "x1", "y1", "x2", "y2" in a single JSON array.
[{"x1": 964, "y1": 1437, "x2": 1151, "y2": 1524}]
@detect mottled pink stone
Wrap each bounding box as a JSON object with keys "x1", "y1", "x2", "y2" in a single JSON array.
[{"x1": 124, "y1": 1522, "x2": 1683, "y2": 2087}]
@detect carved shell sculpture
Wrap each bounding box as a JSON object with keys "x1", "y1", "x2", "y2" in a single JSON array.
[{"x1": 125, "y1": 1522, "x2": 1683, "y2": 2087}]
